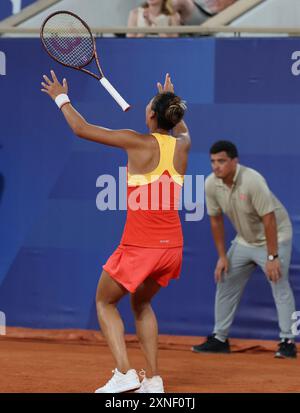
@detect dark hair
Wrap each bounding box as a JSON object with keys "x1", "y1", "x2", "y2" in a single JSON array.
[
  {"x1": 151, "y1": 92, "x2": 186, "y2": 131},
  {"x1": 210, "y1": 141, "x2": 239, "y2": 159}
]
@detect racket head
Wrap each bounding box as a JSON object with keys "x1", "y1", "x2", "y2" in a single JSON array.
[{"x1": 40, "y1": 10, "x2": 96, "y2": 70}]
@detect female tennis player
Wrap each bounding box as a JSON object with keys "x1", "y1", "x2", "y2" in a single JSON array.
[{"x1": 41, "y1": 71, "x2": 191, "y2": 393}]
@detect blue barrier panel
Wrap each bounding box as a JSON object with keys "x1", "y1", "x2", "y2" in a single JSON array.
[
  {"x1": 0, "y1": 37, "x2": 299, "y2": 339},
  {"x1": 0, "y1": 0, "x2": 36, "y2": 20}
]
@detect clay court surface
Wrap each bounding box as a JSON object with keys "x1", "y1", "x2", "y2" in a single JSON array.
[{"x1": 0, "y1": 328, "x2": 299, "y2": 393}]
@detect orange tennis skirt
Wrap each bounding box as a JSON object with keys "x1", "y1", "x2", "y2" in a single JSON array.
[{"x1": 102, "y1": 245, "x2": 183, "y2": 293}]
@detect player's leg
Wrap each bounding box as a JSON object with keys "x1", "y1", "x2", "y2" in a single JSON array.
[
  {"x1": 254, "y1": 240, "x2": 297, "y2": 357},
  {"x1": 96, "y1": 270, "x2": 131, "y2": 373},
  {"x1": 193, "y1": 241, "x2": 255, "y2": 353},
  {"x1": 213, "y1": 242, "x2": 255, "y2": 342},
  {"x1": 130, "y1": 277, "x2": 161, "y2": 378}
]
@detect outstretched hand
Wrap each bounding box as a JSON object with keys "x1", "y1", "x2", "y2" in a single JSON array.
[
  {"x1": 41, "y1": 70, "x2": 68, "y2": 100},
  {"x1": 157, "y1": 73, "x2": 174, "y2": 94}
]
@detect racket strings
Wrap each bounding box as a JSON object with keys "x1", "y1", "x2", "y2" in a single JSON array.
[{"x1": 42, "y1": 13, "x2": 94, "y2": 68}]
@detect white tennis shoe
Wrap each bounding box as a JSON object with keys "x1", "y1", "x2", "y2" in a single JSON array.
[
  {"x1": 95, "y1": 368, "x2": 141, "y2": 393},
  {"x1": 134, "y1": 371, "x2": 165, "y2": 393}
]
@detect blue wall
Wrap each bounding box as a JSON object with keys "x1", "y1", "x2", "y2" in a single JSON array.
[
  {"x1": 0, "y1": 0, "x2": 36, "y2": 20},
  {"x1": 0, "y1": 37, "x2": 299, "y2": 340}
]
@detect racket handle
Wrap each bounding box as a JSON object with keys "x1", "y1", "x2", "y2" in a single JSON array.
[{"x1": 100, "y1": 77, "x2": 131, "y2": 112}]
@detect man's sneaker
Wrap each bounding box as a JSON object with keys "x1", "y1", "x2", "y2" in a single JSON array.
[
  {"x1": 192, "y1": 334, "x2": 230, "y2": 354},
  {"x1": 275, "y1": 339, "x2": 297, "y2": 359},
  {"x1": 134, "y1": 370, "x2": 164, "y2": 393},
  {"x1": 95, "y1": 368, "x2": 141, "y2": 393}
]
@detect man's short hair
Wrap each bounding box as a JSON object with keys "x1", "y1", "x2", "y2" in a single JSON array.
[{"x1": 210, "y1": 141, "x2": 239, "y2": 159}]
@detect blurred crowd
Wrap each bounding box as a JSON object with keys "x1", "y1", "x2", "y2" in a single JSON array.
[{"x1": 127, "y1": 0, "x2": 237, "y2": 37}]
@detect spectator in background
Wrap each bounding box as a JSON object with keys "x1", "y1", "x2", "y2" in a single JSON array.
[
  {"x1": 203, "y1": 0, "x2": 237, "y2": 14},
  {"x1": 171, "y1": 0, "x2": 237, "y2": 25},
  {"x1": 127, "y1": 0, "x2": 180, "y2": 38}
]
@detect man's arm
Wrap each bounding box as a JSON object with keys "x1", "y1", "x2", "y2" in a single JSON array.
[
  {"x1": 205, "y1": 176, "x2": 228, "y2": 282},
  {"x1": 210, "y1": 214, "x2": 229, "y2": 282},
  {"x1": 249, "y1": 175, "x2": 282, "y2": 282},
  {"x1": 262, "y1": 212, "x2": 281, "y2": 282},
  {"x1": 41, "y1": 70, "x2": 144, "y2": 150},
  {"x1": 262, "y1": 212, "x2": 278, "y2": 257},
  {"x1": 210, "y1": 214, "x2": 226, "y2": 258}
]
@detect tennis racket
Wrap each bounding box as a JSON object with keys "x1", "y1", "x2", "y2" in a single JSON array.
[{"x1": 40, "y1": 10, "x2": 130, "y2": 112}]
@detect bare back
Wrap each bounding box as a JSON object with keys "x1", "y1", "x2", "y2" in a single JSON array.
[{"x1": 127, "y1": 133, "x2": 189, "y2": 177}]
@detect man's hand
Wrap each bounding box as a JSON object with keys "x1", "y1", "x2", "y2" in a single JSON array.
[
  {"x1": 41, "y1": 70, "x2": 68, "y2": 100},
  {"x1": 157, "y1": 73, "x2": 174, "y2": 94},
  {"x1": 265, "y1": 259, "x2": 282, "y2": 283},
  {"x1": 214, "y1": 256, "x2": 229, "y2": 283}
]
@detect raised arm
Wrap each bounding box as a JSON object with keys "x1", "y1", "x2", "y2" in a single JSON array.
[
  {"x1": 173, "y1": 119, "x2": 191, "y2": 148},
  {"x1": 60, "y1": 103, "x2": 142, "y2": 149},
  {"x1": 157, "y1": 73, "x2": 191, "y2": 148},
  {"x1": 41, "y1": 70, "x2": 143, "y2": 150}
]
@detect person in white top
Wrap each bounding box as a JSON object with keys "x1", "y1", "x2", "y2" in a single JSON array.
[
  {"x1": 171, "y1": 0, "x2": 237, "y2": 25},
  {"x1": 127, "y1": 0, "x2": 180, "y2": 38}
]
